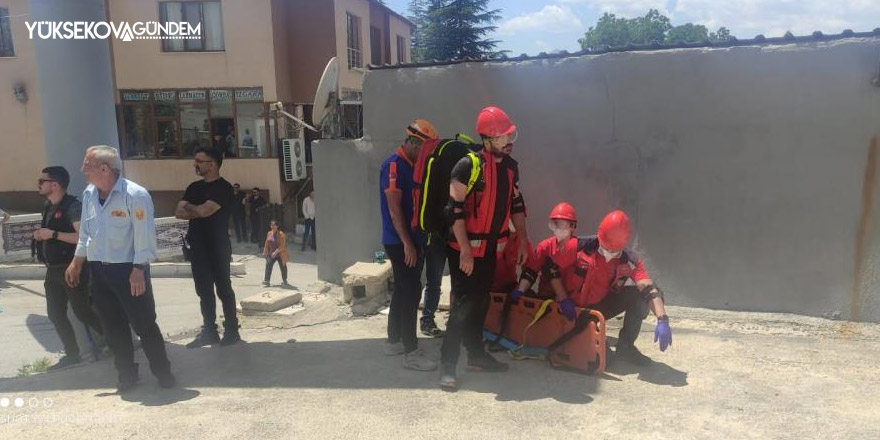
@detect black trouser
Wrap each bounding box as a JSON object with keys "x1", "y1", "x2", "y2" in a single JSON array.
[
  {"x1": 231, "y1": 212, "x2": 246, "y2": 242},
  {"x1": 190, "y1": 242, "x2": 238, "y2": 331},
  {"x1": 422, "y1": 234, "x2": 446, "y2": 321},
  {"x1": 44, "y1": 265, "x2": 103, "y2": 357},
  {"x1": 88, "y1": 262, "x2": 171, "y2": 380},
  {"x1": 590, "y1": 286, "x2": 650, "y2": 348},
  {"x1": 385, "y1": 244, "x2": 425, "y2": 353},
  {"x1": 264, "y1": 256, "x2": 287, "y2": 283},
  {"x1": 302, "y1": 219, "x2": 316, "y2": 250},
  {"x1": 250, "y1": 213, "x2": 261, "y2": 243},
  {"x1": 440, "y1": 246, "x2": 496, "y2": 365}
]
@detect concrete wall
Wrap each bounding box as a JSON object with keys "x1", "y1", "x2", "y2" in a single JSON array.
[
  {"x1": 285, "y1": 0, "x2": 337, "y2": 104},
  {"x1": 313, "y1": 37, "x2": 880, "y2": 322},
  {"x1": 0, "y1": 0, "x2": 46, "y2": 196},
  {"x1": 27, "y1": 0, "x2": 119, "y2": 197},
  {"x1": 109, "y1": 0, "x2": 279, "y2": 101},
  {"x1": 123, "y1": 158, "x2": 282, "y2": 203}
]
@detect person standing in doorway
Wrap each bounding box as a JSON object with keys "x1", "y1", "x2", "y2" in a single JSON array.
[
  {"x1": 245, "y1": 188, "x2": 267, "y2": 246},
  {"x1": 34, "y1": 166, "x2": 105, "y2": 370},
  {"x1": 231, "y1": 183, "x2": 247, "y2": 243},
  {"x1": 175, "y1": 146, "x2": 240, "y2": 348},
  {"x1": 262, "y1": 220, "x2": 290, "y2": 287},
  {"x1": 301, "y1": 191, "x2": 316, "y2": 251},
  {"x1": 65, "y1": 145, "x2": 175, "y2": 392}
]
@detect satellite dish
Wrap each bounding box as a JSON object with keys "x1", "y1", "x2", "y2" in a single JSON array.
[{"x1": 312, "y1": 57, "x2": 339, "y2": 127}]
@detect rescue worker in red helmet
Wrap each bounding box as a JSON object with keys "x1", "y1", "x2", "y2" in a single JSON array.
[
  {"x1": 379, "y1": 119, "x2": 439, "y2": 371},
  {"x1": 510, "y1": 202, "x2": 581, "y2": 302},
  {"x1": 440, "y1": 106, "x2": 530, "y2": 390},
  {"x1": 568, "y1": 210, "x2": 672, "y2": 365}
]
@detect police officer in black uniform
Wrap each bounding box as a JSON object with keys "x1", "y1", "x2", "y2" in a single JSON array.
[{"x1": 33, "y1": 166, "x2": 104, "y2": 370}]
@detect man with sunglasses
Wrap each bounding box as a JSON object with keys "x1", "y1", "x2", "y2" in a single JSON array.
[
  {"x1": 380, "y1": 119, "x2": 440, "y2": 371},
  {"x1": 34, "y1": 166, "x2": 105, "y2": 370},
  {"x1": 440, "y1": 106, "x2": 530, "y2": 390},
  {"x1": 176, "y1": 146, "x2": 240, "y2": 347}
]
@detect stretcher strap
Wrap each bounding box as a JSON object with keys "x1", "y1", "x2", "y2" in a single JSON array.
[
  {"x1": 511, "y1": 299, "x2": 554, "y2": 352},
  {"x1": 546, "y1": 310, "x2": 599, "y2": 352}
]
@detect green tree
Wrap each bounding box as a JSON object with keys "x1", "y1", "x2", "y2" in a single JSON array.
[
  {"x1": 407, "y1": 0, "x2": 430, "y2": 61},
  {"x1": 422, "y1": 0, "x2": 504, "y2": 60},
  {"x1": 579, "y1": 9, "x2": 733, "y2": 50}
]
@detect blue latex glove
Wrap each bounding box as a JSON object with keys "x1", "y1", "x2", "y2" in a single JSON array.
[
  {"x1": 559, "y1": 298, "x2": 576, "y2": 321},
  {"x1": 508, "y1": 289, "x2": 524, "y2": 302},
  {"x1": 654, "y1": 320, "x2": 672, "y2": 351}
]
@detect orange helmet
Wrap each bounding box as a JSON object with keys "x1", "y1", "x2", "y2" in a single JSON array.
[
  {"x1": 549, "y1": 202, "x2": 577, "y2": 223},
  {"x1": 476, "y1": 106, "x2": 517, "y2": 138},
  {"x1": 406, "y1": 119, "x2": 438, "y2": 142},
  {"x1": 597, "y1": 210, "x2": 631, "y2": 252}
]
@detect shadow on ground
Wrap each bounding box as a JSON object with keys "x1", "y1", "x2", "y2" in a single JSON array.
[{"x1": 0, "y1": 335, "x2": 688, "y2": 406}]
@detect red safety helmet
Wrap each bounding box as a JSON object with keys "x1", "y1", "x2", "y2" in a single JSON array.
[
  {"x1": 476, "y1": 106, "x2": 517, "y2": 139},
  {"x1": 597, "y1": 210, "x2": 631, "y2": 252},
  {"x1": 406, "y1": 119, "x2": 438, "y2": 142},
  {"x1": 549, "y1": 202, "x2": 577, "y2": 223}
]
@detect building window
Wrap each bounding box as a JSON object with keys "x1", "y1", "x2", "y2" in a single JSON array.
[
  {"x1": 119, "y1": 88, "x2": 270, "y2": 159},
  {"x1": 0, "y1": 7, "x2": 14, "y2": 57},
  {"x1": 396, "y1": 35, "x2": 406, "y2": 64},
  {"x1": 346, "y1": 13, "x2": 362, "y2": 69},
  {"x1": 370, "y1": 26, "x2": 382, "y2": 65},
  {"x1": 160, "y1": 1, "x2": 225, "y2": 52}
]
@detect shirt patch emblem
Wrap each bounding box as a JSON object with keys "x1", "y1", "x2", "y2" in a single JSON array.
[
  {"x1": 135, "y1": 209, "x2": 145, "y2": 221},
  {"x1": 111, "y1": 210, "x2": 127, "y2": 218},
  {"x1": 54, "y1": 211, "x2": 62, "y2": 220}
]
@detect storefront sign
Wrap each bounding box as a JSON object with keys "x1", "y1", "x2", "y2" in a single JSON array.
[
  {"x1": 235, "y1": 88, "x2": 263, "y2": 102},
  {"x1": 121, "y1": 91, "x2": 150, "y2": 102},
  {"x1": 179, "y1": 90, "x2": 206, "y2": 102},
  {"x1": 153, "y1": 91, "x2": 175, "y2": 102},
  {"x1": 210, "y1": 89, "x2": 233, "y2": 103}
]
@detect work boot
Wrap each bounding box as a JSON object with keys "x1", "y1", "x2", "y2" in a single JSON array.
[
  {"x1": 262, "y1": 281, "x2": 270, "y2": 287},
  {"x1": 48, "y1": 354, "x2": 82, "y2": 371},
  {"x1": 466, "y1": 352, "x2": 509, "y2": 373},
  {"x1": 383, "y1": 341, "x2": 405, "y2": 356},
  {"x1": 615, "y1": 344, "x2": 652, "y2": 366},
  {"x1": 438, "y1": 363, "x2": 458, "y2": 391},
  {"x1": 420, "y1": 318, "x2": 445, "y2": 338},
  {"x1": 116, "y1": 364, "x2": 140, "y2": 393},
  {"x1": 402, "y1": 349, "x2": 438, "y2": 371},
  {"x1": 186, "y1": 326, "x2": 220, "y2": 349},
  {"x1": 156, "y1": 371, "x2": 177, "y2": 389},
  {"x1": 220, "y1": 329, "x2": 242, "y2": 346}
]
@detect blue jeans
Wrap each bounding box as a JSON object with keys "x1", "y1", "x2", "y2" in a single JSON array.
[
  {"x1": 302, "y1": 219, "x2": 315, "y2": 250},
  {"x1": 422, "y1": 233, "x2": 446, "y2": 321}
]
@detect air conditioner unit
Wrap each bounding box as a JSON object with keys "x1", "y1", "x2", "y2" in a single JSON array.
[{"x1": 282, "y1": 138, "x2": 306, "y2": 181}]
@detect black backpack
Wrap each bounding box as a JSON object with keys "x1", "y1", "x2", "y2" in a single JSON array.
[{"x1": 412, "y1": 137, "x2": 482, "y2": 234}]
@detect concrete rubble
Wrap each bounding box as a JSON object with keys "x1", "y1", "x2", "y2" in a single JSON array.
[{"x1": 342, "y1": 261, "x2": 393, "y2": 316}]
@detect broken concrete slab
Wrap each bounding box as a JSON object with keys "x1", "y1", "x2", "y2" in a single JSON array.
[
  {"x1": 342, "y1": 261, "x2": 392, "y2": 303},
  {"x1": 240, "y1": 291, "x2": 303, "y2": 312}
]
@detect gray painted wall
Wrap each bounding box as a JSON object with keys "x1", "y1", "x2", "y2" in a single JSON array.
[
  {"x1": 314, "y1": 37, "x2": 880, "y2": 322},
  {"x1": 28, "y1": 0, "x2": 119, "y2": 196}
]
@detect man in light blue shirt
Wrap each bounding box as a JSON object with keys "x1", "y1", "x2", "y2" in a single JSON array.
[{"x1": 65, "y1": 145, "x2": 175, "y2": 392}]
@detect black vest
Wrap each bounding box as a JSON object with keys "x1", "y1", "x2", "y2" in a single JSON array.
[{"x1": 38, "y1": 194, "x2": 78, "y2": 266}]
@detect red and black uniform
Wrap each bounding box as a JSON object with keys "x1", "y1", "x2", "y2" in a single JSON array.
[
  {"x1": 491, "y1": 230, "x2": 529, "y2": 292},
  {"x1": 442, "y1": 149, "x2": 526, "y2": 366},
  {"x1": 520, "y1": 236, "x2": 580, "y2": 299},
  {"x1": 570, "y1": 235, "x2": 652, "y2": 348}
]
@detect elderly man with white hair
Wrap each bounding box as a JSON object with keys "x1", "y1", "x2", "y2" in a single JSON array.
[{"x1": 65, "y1": 145, "x2": 175, "y2": 392}]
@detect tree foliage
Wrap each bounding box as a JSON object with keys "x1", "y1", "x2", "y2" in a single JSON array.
[
  {"x1": 410, "y1": 0, "x2": 504, "y2": 61},
  {"x1": 579, "y1": 9, "x2": 733, "y2": 50}
]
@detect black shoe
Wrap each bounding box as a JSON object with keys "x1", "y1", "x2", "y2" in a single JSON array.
[
  {"x1": 615, "y1": 344, "x2": 652, "y2": 366},
  {"x1": 48, "y1": 354, "x2": 82, "y2": 371},
  {"x1": 466, "y1": 352, "x2": 509, "y2": 372},
  {"x1": 157, "y1": 371, "x2": 177, "y2": 389},
  {"x1": 220, "y1": 330, "x2": 241, "y2": 346},
  {"x1": 420, "y1": 318, "x2": 445, "y2": 337},
  {"x1": 438, "y1": 363, "x2": 458, "y2": 391},
  {"x1": 117, "y1": 364, "x2": 140, "y2": 393},
  {"x1": 186, "y1": 327, "x2": 220, "y2": 349}
]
